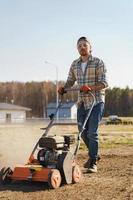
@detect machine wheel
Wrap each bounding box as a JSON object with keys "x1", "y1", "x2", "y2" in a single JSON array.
[
  {"x1": 72, "y1": 165, "x2": 82, "y2": 183},
  {"x1": 0, "y1": 167, "x2": 13, "y2": 184},
  {"x1": 48, "y1": 169, "x2": 62, "y2": 189}
]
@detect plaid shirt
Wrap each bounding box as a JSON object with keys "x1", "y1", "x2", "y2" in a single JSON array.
[{"x1": 64, "y1": 55, "x2": 108, "y2": 109}]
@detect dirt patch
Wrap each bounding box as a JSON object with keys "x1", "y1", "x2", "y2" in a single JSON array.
[
  {"x1": 0, "y1": 145, "x2": 133, "y2": 200},
  {"x1": 0, "y1": 124, "x2": 133, "y2": 199}
]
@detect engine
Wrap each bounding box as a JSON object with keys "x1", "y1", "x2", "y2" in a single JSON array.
[
  {"x1": 37, "y1": 135, "x2": 75, "y2": 168},
  {"x1": 37, "y1": 148, "x2": 63, "y2": 167}
]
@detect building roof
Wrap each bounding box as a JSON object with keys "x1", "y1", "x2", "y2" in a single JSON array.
[
  {"x1": 47, "y1": 101, "x2": 76, "y2": 109},
  {"x1": 0, "y1": 102, "x2": 31, "y2": 111}
]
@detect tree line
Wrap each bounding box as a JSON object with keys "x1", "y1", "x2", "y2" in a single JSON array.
[
  {"x1": 0, "y1": 81, "x2": 133, "y2": 117},
  {"x1": 0, "y1": 81, "x2": 77, "y2": 117},
  {"x1": 105, "y1": 87, "x2": 133, "y2": 117}
]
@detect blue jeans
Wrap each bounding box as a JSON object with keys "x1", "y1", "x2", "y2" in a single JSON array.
[{"x1": 77, "y1": 102, "x2": 104, "y2": 159}]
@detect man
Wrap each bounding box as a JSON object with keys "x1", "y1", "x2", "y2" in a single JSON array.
[{"x1": 58, "y1": 36, "x2": 108, "y2": 173}]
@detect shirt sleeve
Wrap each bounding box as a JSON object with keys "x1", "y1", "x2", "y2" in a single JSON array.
[
  {"x1": 64, "y1": 63, "x2": 76, "y2": 88},
  {"x1": 96, "y1": 59, "x2": 108, "y2": 88}
]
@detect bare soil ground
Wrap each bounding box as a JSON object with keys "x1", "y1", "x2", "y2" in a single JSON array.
[{"x1": 0, "y1": 124, "x2": 133, "y2": 200}]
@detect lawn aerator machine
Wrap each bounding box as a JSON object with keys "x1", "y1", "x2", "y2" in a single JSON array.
[{"x1": 0, "y1": 89, "x2": 95, "y2": 189}]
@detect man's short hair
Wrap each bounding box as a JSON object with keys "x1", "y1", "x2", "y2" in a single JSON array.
[{"x1": 77, "y1": 36, "x2": 90, "y2": 45}]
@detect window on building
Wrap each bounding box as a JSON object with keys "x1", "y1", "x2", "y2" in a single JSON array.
[{"x1": 6, "y1": 113, "x2": 11, "y2": 122}]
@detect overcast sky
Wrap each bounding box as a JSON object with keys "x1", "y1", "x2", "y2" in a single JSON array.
[{"x1": 0, "y1": 0, "x2": 133, "y2": 88}]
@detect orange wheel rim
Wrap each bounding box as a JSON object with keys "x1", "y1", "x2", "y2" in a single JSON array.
[
  {"x1": 51, "y1": 170, "x2": 61, "y2": 188},
  {"x1": 73, "y1": 166, "x2": 81, "y2": 183}
]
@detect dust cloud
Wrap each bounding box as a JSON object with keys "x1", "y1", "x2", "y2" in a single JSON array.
[{"x1": 0, "y1": 122, "x2": 77, "y2": 169}]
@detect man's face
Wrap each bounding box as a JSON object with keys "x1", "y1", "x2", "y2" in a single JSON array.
[{"x1": 77, "y1": 40, "x2": 91, "y2": 56}]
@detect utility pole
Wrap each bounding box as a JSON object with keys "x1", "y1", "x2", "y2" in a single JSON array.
[{"x1": 45, "y1": 61, "x2": 59, "y2": 120}]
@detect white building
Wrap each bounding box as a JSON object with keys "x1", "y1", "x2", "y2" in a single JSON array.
[
  {"x1": 0, "y1": 102, "x2": 31, "y2": 123},
  {"x1": 46, "y1": 101, "x2": 77, "y2": 119}
]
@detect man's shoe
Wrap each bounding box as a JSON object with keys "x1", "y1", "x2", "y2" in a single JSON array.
[
  {"x1": 83, "y1": 159, "x2": 91, "y2": 169},
  {"x1": 87, "y1": 163, "x2": 97, "y2": 173},
  {"x1": 84, "y1": 158, "x2": 97, "y2": 173},
  {"x1": 83, "y1": 155, "x2": 101, "y2": 169}
]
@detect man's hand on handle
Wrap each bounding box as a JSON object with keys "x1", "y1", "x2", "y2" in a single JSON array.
[
  {"x1": 58, "y1": 86, "x2": 67, "y2": 95},
  {"x1": 80, "y1": 85, "x2": 91, "y2": 93},
  {"x1": 58, "y1": 85, "x2": 92, "y2": 95}
]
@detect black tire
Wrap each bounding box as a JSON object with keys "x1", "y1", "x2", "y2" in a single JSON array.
[{"x1": 0, "y1": 167, "x2": 13, "y2": 184}]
